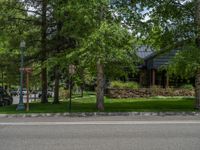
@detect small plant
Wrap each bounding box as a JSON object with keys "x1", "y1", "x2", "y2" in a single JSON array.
[{"x1": 110, "y1": 81, "x2": 140, "y2": 89}]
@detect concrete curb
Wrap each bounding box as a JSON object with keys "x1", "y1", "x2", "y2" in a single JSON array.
[{"x1": 0, "y1": 112, "x2": 200, "y2": 118}]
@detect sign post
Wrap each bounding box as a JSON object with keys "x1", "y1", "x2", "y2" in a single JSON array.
[{"x1": 24, "y1": 68, "x2": 32, "y2": 112}]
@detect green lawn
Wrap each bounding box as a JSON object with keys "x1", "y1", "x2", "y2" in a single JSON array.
[{"x1": 0, "y1": 97, "x2": 197, "y2": 114}]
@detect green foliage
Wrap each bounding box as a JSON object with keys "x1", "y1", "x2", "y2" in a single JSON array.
[
  {"x1": 110, "y1": 81, "x2": 140, "y2": 89},
  {"x1": 168, "y1": 45, "x2": 200, "y2": 78},
  {"x1": 71, "y1": 21, "x2": 139, "y2": 78},
  {"x1": 142, "y1": 0, "x2": 195, "y2": 49},
  {"x1": 0, "y1": 37, "x2": 20, "y2": 86},
  {"x1": 180, "y1": 84, "x2": 194, "y2": 90},
  {"x1": 80, "y1": 21, "x2": 136, "y2": 62},
  {"x1": 0, "y1": 0, "x2": 41, "y2": 87},
  {"x1": 1, "y1": 0, "x2": 137, "y2": 91}
]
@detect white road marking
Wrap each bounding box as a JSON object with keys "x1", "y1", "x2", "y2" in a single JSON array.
[{"x1": 0, "y1": 121, "x2": 200, "y2": 126}]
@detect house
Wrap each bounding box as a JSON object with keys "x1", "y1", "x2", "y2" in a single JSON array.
[{"x1": 137, "y1": 46, "x2": 183, "y2": 88}]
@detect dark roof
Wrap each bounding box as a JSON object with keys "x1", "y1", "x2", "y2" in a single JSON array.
[
  {"x1": 136, "y1": 46, "x2": 154, "y2": 59},
  {"x1": 146, "y1": 49, "x2": 180, "y2": 69},
  {"x1": 136, "y1": 45, "x2": 180, "y2": 69}
]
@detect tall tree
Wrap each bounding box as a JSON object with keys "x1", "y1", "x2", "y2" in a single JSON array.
[
  {"x1": 62, "y1": 0, "x2": 139, "y2": 110},
  {"x1": 0, "y1": 0, "x2": 50, "y2": 103},
  {"x1": 40, "y1": 0, "x2": 48, "y2": 103},
  {"x1": 195, "y1": 0, "x2": 200, "y2": 108},
  {"x1": 74, "y1": 22, "x2": 137, "y2": 110},
  {"x1": 169, "y1": 0, "x2": 200, "y2": 109},
  {"x1": 0, "y1": 0, "x2": 33, "y2": 88},
  {"x1": 0, "y1": 0, "x2": 76, "y2": 103}
]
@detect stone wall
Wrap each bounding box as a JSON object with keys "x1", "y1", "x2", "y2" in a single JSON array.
[{"x1": 106, "y1": 88, "x2": 195, "y2": 98}]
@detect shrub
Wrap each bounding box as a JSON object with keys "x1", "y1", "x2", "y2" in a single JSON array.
[
  {"x1": 150, "y1": 85, "x2": 174, "y2": 96},
  {"x1": 110, "y1": 81, "x2": 140, "y2": 89},
  {"x1": 150, "y1": 85, "x2": 161, "y2": 96},
  {"x1": 180, "y1": 84, "x2": 194, "y2": 90},
  {"x1": 59, "y1": 87, "x2": 69, "y2": 99}
]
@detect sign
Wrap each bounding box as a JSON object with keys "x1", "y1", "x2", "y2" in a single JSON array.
[
  {"x1": 69, "y1": 64, "x2": 76, "y2": 75},
  {"x1": 19, "y1": 68, "x2": 32, "y2": 73},
  {"x1": 24, "y1": 68, "x2": 32, "y2": 73}
]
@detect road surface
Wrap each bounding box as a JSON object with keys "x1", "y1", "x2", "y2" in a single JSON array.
[{"x1": 0, "y1": 116, "x2": 200, "y2": 150}]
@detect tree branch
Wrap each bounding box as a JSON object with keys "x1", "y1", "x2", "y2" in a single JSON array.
[
  {"x1": 8, "y1": 17, "x2": 41, "y2": 25},
  {"x1": 13, "y1": 7, "x2": 42, "y2": 16}
]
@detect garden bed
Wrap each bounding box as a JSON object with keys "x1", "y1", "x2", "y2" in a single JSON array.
[{"x1": 106, "y1": 88, "x2": 195, "y2": 99}]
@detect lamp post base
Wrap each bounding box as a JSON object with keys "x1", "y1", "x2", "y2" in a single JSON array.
[{"x1": 16, "y1": 103, "x2": 25, "y2": 111}]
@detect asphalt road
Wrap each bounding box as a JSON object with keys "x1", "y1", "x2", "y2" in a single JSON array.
[{"x1": 0, "y1": 116, "x2": 200, "y2": 150}]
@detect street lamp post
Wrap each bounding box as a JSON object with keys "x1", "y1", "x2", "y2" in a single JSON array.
[{"x1": 16, "y1": 40, "x2": 26, "y2": 110}]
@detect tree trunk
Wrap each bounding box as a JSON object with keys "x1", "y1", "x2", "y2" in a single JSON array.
[
  {"x1": 53, "y1": 65, "x2": 60, "y2": 104},
  {"x1": 195, "y1": 0, "x2": 200, "y2": 109},
  {"x1": 196, "y1": 0, "x2": 200, "y2": 29},
  {"x1": 80, "y1": 69, "x2": 84, "y2": 97},
  {"x1": 196, "y1": 0, "x2": 200, "y2": 48},
  {"x1": 195, "y1": 71, "x2": 200, "y2": 109},
  {"x1": 96, "y1": 60, "x2": 105, "y2": 111},
  {"x1": 1, "y1": 71, "x2": 3, "y2": 88},
  {"x1": 41, "y1": 67, "x2": 48, "y2": 103},
  {"x1": 41, "y1": 0, "x2": 48, "y2": 103},
  {"x1": 80, "y1": 84, "x2": 84, "y2": 97}
]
